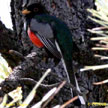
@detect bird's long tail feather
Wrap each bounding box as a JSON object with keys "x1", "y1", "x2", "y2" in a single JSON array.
[{"x1": 55, "y1": 41, "x2": 85, "y2": 106}]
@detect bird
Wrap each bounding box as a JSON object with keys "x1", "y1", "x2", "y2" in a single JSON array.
[{"x1": 22, "y1": 3, "x2": 85, "y2": 106}]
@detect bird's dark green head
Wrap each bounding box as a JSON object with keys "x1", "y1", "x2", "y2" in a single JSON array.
[{"x1": 22, "y1": 3, "x2": 47, "y2": 17}]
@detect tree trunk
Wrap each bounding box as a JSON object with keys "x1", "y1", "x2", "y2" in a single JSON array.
[{"x1": 0, "y1": 0, "x2": 105, "y2": 107}]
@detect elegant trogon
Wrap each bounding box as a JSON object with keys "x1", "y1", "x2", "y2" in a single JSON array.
[{"x1": 22, "y1": 3, "x2": 85, "y2": 106}]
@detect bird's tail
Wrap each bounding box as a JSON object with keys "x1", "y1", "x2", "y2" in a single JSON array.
[
  {"x1": 55, "y1": 40, "x2": 85, "y2": 106},
  {"x1": 62, "y1": 59, "x2": 85, "y2": 106}
]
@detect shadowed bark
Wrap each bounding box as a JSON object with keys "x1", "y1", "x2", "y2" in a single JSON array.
[{"x1": 0, "y1": 0, "x2": 105, "y2": 107}]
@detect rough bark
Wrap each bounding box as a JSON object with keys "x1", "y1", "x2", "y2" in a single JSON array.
[{"x1": 0, "y1": 0, "x2": 106, "y2": 108}]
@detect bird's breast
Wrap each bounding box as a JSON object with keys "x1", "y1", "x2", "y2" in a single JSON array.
[{"x1": 27, "y1": 28, "x2": 44, "y2": 48}]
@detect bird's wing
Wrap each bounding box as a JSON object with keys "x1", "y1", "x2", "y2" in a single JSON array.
[{"x1": 30, "y1": 18, "x2": 61, "y2": 59}]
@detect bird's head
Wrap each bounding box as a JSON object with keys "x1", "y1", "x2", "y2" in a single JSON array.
[{"x1": 22, "y1": 3, "x2": 47, "y2": 16}]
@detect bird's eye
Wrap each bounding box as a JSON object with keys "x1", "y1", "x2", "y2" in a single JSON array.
[{"x1": 34, "y1": 8, "x2": 38, "y2": 12}]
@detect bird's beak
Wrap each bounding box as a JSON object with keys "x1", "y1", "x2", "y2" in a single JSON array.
[{"x1": 22, "y1": 9, "x2": 31, "y2": 15}]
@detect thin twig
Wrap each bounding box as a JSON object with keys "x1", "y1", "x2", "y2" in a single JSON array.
[
  {"x1": 80, "y1": 64, "x2": 108, "y2": 71},
  {"x1": 90, "y1": 37, "x2": 108, "y2": 41},
  {"x1": 99, "y1": 40, "x2": 108, "y2": 44},
  {"x1": 60, "y1": 96, "x2": 78, "y2": 108},
  {"x1": 94, "y1": 54, "x2": 108, "y2": 60},
  {"x1": 93, "y1": 79, "x2": 108, "y2": 85},
  {"x1": 20, "y1": 78, "x2": 60, "y2": 88},
  {"x1": 95, "y1": 44, "x2": 108, "y2": 48},
  {"x1": 42, "y1": 81, "x2": 66, "y2": 108},
  {"x1": 91, "y1": 47, "x2": 108, "y2": 50},
  {"x1": 34, "y1": 69, "x2": 51, "y2": 90},
  {"x1": 9, "y1": 50, "x2": 25, "y2": 60},
  {"x1": 18, "y1": 69, "x2": 51, "y2": 108},
  {"x1": 92, "y1": 27, "x2": 108, "y2": 31},
  {"x1": 50, "y1": 72, "x2": 84, "y2": 96}
]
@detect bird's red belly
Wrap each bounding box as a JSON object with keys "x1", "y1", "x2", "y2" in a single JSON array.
[{"x1": 28, "y1": 29, "x2": 44, "y2": 48}]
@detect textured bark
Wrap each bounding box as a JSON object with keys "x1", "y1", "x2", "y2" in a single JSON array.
[
  {"x1": 0, "y1": 21, "x2": 17, "y2": 53},
  {"x1": 0, "y1": 0, "x2": 105, "y2": 107}
]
